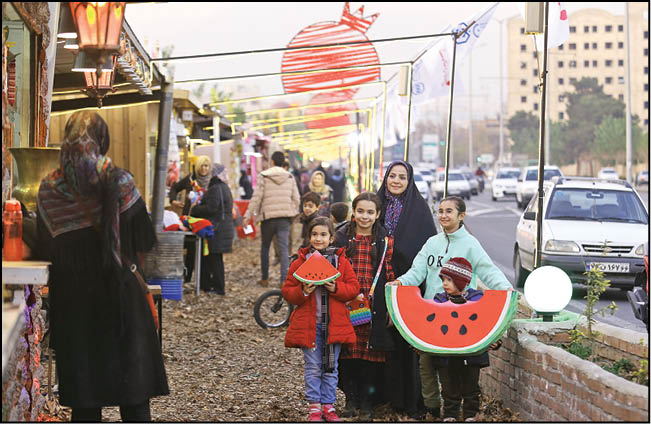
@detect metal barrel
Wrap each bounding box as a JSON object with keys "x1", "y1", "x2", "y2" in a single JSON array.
[{"x1": 143, "y1": 231, "x2": 185, "y2": 280}]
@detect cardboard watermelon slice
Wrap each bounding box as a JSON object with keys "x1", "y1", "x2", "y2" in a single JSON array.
[
  {"x1": 385, "y1": 286, "x2": 519, "y2": 355},
  {"x1": 293, "y1": 251, "x2": 340, "y2": 285}
]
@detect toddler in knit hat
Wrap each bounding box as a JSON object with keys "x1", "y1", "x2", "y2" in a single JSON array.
[{"x1": 434, "y1": 257, "x2": 483, "y2": 304}]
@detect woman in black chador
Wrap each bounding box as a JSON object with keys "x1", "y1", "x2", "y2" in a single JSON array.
[
  {"x1": 36, "y1": 111, "x2": 169, "y2": 422},
  {"x1": 376, "y1": 160, "x2": 437, "y2": 419}
]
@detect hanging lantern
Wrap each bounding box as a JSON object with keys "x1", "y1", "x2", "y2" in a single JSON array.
[
  {"x1": 68, "y1": 2, "x2": 126, "y2": 65},
  {"x1": 72, "y1": 51, "x2": 116, "y2": 108}
]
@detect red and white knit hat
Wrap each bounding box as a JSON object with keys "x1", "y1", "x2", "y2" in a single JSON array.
[{"x1": 440, "y1": 257, "x2": 473, "y2": 292}]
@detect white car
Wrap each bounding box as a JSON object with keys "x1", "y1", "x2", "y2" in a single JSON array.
[
  {"x1": 491, "y1": 167, "x2": 521, "y2": 201},
  {"x1": 417, "y1": 168, "x2": 436, "y2": 185},
  {"x1": 413, "y1": 172, "x2": 430, "y2": 203},
  {"x1": 513, "y1": 177, "x2": 648, "y2": 289},
  {"x1": 597, "y1": 167, "x2": 620, "y2": 180},
  {"x1": 430, "y1": 170, "x2": 472, "y2": 201},
  {"x1": 515, "y1": 165, "x2": 563, "y2": 209}
]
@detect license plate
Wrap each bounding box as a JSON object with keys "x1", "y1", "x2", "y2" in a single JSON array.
[{"x1": 585, "y1": 262, "x2": 630, "y2": 273}]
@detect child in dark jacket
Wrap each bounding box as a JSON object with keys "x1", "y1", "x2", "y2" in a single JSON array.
[
  {"x1": 282, "y1": 217, "x2": 360, "y2": 422},
  {"x1": 297, "y1": 191, "x2": 321, "y2": 249},
  {"x1": 432, "y1": 257, "x2": 499, "y2": 422}
]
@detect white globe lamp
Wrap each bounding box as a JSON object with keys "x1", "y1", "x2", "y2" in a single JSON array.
[{"x1": 524, "y1": 266, "x2": 573, "y2": 322}]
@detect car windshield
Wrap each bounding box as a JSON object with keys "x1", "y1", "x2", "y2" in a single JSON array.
[
  {"x1": 601, "y1": 169, "x2": 616, "y2": 174},
  {"x1": 497, "y1": 170, "x2": 520, "y2": 179},
  {"x1": 448, "y1": 173, "x2": 465, "y2": 181},
  {"x1": 420, "y1": 170, "x2": 432, "y2": 176},
  {"x1": 546, "y1": 188, "x2": 649, "y2": 224},
  {"x1": 526, "y1": 169, "x2": 561, "y2": 181},
  {"x1": 414, "y1": 174, "x2": 423, "y2": 181}
]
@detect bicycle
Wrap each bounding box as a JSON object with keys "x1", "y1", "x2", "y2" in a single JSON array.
[{"x1": 253, "y1": 289, "x2": 294, "y2": 329}]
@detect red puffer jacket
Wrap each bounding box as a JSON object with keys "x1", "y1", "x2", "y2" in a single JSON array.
[{"x1": 282, "y1": 247, "x2": 360, "y2": 349}]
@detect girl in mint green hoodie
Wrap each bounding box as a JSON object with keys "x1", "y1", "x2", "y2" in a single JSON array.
[{"x1": 387, "y1": 196, "x2": 512, "y2": 419}]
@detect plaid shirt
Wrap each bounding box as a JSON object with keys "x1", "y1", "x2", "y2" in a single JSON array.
[{"x1": 342, "y1": 235, "x2": 395, "y2": 362}]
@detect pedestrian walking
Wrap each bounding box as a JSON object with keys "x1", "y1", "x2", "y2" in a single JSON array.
[
  {"x1": 376, "y1": 160, "x2": 437, "y2": 419},
  {"x1": 282, "y1": 217, "x2": 360, "y2": 422},
  {"x1": 168, "y1": 155, "x2": 213, "y2": 283},
  {"x1": 333, "y1": 192, "x2": 395, "y2": 419},
  {"x1": 35, "y1": 111, "x2": 168, "y2": 422},
  {"x1": 330, "y1": 169, "x2": 347, "y2": 203},
  {"x1": 239, "y1": 169, "x2": 253, "y2": 200},
  {"x1": 189, "y1": 163, "x2": 234, "y2": 294},
  {"x1": 387, "y1": 196, "x2": 512, "y2": 419},
  {"x1": 244, "y1": 151, "x2": 300, "y2": 287},
  {"x1": 309, "y1": 170, "x2": 333, "y2": 217}
]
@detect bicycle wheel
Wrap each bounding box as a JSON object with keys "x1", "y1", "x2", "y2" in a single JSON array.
[{"x1": 253, "y1": 289, "x2": 294, "y2": 329}]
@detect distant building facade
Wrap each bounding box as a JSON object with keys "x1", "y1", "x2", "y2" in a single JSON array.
[{"x1": 507, "y1": 5, "x2": 649, "y2": 129}]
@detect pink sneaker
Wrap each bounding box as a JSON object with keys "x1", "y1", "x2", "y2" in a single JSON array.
[
  {"x1": 322, "y1": 404, "x2": 342, "y2": 422},
  {"x1": 308, "y1": 404, "x2": 322, "y2": 422}
]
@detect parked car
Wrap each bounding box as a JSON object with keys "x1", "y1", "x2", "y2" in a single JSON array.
[
  {"x1": 431, "y1": 170, "x2": 471, "y2": 201},
  {"x1": 417, "y1": 168, "x2": 436, "y2": 185},
  {"x1": 491, "y1": 167, "x2": 521, "y2": 201},
  {"x1": 413, "y1": 171, "x2": 431, "y2": 203},
  {"x1": 626, "y1": 242, "x2": 648, "y2": 331},
  {"x1": 513, "y1": 176, "x2": 648, "y2": 289},
  {"x1": 597, "y1": 167, "x2": 619, "y2": 180},
  {"x1": 461, "y1": 171, "x2": 480, "y2": 195},
  {"x1": 515, "y1": 165, "x2": 563, "y2": 209},
  {"x1": 635, "y1": 170, "x2": 648, "y2": 185}
]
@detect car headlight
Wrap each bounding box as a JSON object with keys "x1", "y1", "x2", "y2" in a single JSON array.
[
  {"x1": 635, "y1": 244, "x2": 646, "y2": 256},
  {"x1": 544, "y1": 240, "x2": 580, "y2": 253}
]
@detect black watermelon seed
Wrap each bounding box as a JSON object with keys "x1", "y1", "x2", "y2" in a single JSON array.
[
  {"x1": 469, "y1": 313, "x2": 478, "y2": 321},
  {"x1": 451, "y1": 311, "x2": 458, "y2": 318},
  {"x1": 426, "y1": 313, "x2": 436, "y2": 322},
  {"x1": 459, "y1": 325, "x2": 467, "y2": 335},
  {"x1": 441, "y1": 325, "x2": 448, "y2": 335}
]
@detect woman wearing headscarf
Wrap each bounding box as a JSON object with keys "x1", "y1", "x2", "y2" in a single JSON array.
[
  {"x1": 308, "y1": 170, "x2": 333, "y2": 216},
  {"x1": 168, "y1": 155, "x2": 212, "y2": 283},
  {"x1": 239, "y1": 169, "x2": 253, "y2": 200},
  {"x1": 376, "y1": 160, "x2": 437, "y2": 419},
  {"x1": 36, "y1": 111, "x2": 168, "y2": 422},
  {"x1": 189, "y1": 164, "x2": 234, "y2": 294}
]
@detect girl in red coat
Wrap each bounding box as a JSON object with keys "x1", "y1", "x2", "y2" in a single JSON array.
[{"x1": 282, "y1": 216, "x2": 360, "y2": 422}]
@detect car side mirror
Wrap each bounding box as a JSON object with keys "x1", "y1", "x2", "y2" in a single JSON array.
[{"x1": 523, "y1": 211, "x2": 536, "y2": 220}]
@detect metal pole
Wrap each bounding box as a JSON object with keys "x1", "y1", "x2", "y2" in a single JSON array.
[
  {"x1": 151, "y1": 80, "x2": 174, "y2": 233},
  {"x1": 444, "y1": 34, "x2": 458, "y2": 198},
  {"x1": 544, "y1": 75, "x2": 550, "y2": 166},
  {"x1": 468, "y1": 51, "x2": 473, "y2": 169},
  {"x1": 357, "y1": 112, "x2": 362, "y2": 194},
  {"x1": 404, "y1": 62, "x2": 414, "y2": 162},
  {"x1": 535, "y1": 2, "x2": 549, "y2": 269},
  {"x1": 624, "y1": 2, "x2": 633, "y2": 183},
  {"x1": 498, "y1": 18, "x2": 504, "y2": 165},
  {"x1": 213, "y1": 115, "x2": 221, "y2": 165}
]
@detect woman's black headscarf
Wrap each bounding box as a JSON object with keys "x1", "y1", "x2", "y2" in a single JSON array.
[{"x1": 377, "y1": 161, "x2": 437, "y2": 278}]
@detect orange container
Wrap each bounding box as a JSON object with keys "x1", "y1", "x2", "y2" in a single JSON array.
[
  {"x1": 233, "y1": 200, "x2": 257, "y2": 239},
  {"x1": 3, "y1": 200, "x2": 23, "y2": 261}
]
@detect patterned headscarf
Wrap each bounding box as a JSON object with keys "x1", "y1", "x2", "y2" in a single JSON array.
[
  {"x1": 382, "y1": 161, "x2": 411, "y2": 236},
  {"x1": 37, "y1": 111, "x2": 140, "y2": 268}
]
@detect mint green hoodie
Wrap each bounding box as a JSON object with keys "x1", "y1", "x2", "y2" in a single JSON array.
[{"x1": 397, "y1": 225, "x2": 511, "y2": 299}]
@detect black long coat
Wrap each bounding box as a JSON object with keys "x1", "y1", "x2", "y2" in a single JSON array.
[{"x1": 191, "y1": 176, "x2": 234, "y2": 254}]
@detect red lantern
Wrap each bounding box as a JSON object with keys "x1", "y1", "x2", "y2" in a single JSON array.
[
  {"x1": 69, "y1": 2, "x2": 126, "y2": 64},
  {"x1": 281, "y1": 3, "x2": 381, "y2": 95}
]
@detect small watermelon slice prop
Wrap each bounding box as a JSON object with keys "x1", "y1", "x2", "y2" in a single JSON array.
[
  {"x1": 293, "y1": 251, "x2": 341, "y2": 285},
  {"x1": 385, "y1": 286, "x2": 519, "y2": 355}
]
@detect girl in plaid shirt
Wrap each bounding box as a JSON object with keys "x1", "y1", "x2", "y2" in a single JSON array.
[{"x1": 333, "y1": 192, "x2": 395, "y2": 419}]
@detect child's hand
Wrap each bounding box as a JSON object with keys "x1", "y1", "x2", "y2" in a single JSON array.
[
  {"x1": 303, "y1": 282, "x2": 316, "y2": 296},
  {"x1": 323, "y1": 280, "x2": 336, "y2": 293},
  {"x1": 387, "y1": 280, "x2": 402, "y2": 287}
]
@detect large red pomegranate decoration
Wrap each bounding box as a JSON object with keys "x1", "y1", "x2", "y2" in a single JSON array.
[
  {"x1": 304, "y1": 90, "x2": 358, "y2": 130},
  {"x1": 282, "y1": 3, "x2": 380, "y2": 130}
]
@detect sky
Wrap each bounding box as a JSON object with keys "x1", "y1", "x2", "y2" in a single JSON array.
[{"x1": 125, "y1": 2, "x2": 627, "y2": 119}]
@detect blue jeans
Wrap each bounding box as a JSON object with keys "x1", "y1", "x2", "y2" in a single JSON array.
[{"x1": 302, "y1": 324, "x2": 341, "y2": 404}]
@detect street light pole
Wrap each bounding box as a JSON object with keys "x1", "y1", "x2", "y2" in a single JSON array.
[
  {"x1": 468, "y1": 50, "x2": 474, "y2": 169},
  {"x1": 498, "y1": 18, "x2": 504, "y2": 165},
  {"x1": 624, "y1": 2, "x2": 633, "y2": 183},
  {"x1": 535, "y1": 2, "x2": 549, "y2": 270}
]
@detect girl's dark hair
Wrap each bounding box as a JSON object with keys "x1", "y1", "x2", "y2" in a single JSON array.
[
  {"x1": 346, "y1": 192, "x2": 383, "y2": 263},
  {"x1": 440, "y1": 196, "x2": 467, "y2": 229},
  {"x1": 308, "y1": 216, "x2": 335, "y2": 241}
]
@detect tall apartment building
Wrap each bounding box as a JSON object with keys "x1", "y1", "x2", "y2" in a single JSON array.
[{"x1": 507, "y1": 4, "x2": 649, "y2": 129}]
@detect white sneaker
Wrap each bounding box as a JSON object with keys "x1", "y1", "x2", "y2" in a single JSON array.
[{"x1": 443, "y1": 418, "x2": 456, "y2": 422}]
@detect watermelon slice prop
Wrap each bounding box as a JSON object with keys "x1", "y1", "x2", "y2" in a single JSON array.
[
  {"x1": 385, "y1": 286, "x2": 519, "y2": 355},
  {"x1": 293, "y1": 251, "x2": 341, "y2": 285}
]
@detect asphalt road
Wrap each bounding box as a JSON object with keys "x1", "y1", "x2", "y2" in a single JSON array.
[{"x1": 433, "y1": 184, "x2": 649, "y2": 334}]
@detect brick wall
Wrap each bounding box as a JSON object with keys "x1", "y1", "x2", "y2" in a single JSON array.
[{"x1": 480, "y1": 320, "x2": 649, "y2": 422}]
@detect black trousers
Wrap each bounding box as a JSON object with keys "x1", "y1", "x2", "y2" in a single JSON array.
[
  {"x1": 200, "y1": 252, "x2": 225, "y2": 294},
  {"x1": 71, "y1": 399, "x2": 150, "y2": 422},
  {"x1": 437, "y1": 358, "x2": 481, "y2": 420},
  {"x1": 183, "y1": 238, "x2": 196, "y2": 283},
  {"x1": 338, "y1": 359, "x2": 384, "y2": 409}
]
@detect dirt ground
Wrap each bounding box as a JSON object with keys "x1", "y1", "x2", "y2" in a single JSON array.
[{"x1": 42, "y1": 229, "x2": 520, "y2": 422}]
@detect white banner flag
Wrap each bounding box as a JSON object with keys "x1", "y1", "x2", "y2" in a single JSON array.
[{"x1": 517, "y1": 2, "x2": 570, "y2": 50}]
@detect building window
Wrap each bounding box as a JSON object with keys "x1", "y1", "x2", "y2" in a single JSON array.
[
  {"x1": 533, "y1": 85, "x2": 538, "y2": 94},
  {"x1": 584, "y1": 42, "x2": 590, "y2": 49},
  {"x1": 521, "y1": 96, "x2": 527, "y2": 103},
  {"x1": 558, "y1": 78, "x2": 564, "y2": 85},
  {"x1": 592, "y1": 42, "x2": 598, "y2": 49},
  {"x1": 605, "y1": 25, "x2": 613, "y2": 32},
  {"x1": 584, "y1": 60, "x2": 590, "y2": 67},
  {"x1": 558, "y1": 44, "x2": 564, "y2": 50},
  {"x1": 645, "y1": 101, "x2": 649, "y2": 109},
  {"x1": 569, "y1": 60, "x2": 577, "y2": 68},
  {"x1": 570, "y1": 77, "x2": 577, "y2": 84},
  {"x1": 644, "y1": 31, "x2": 649, "y2": 39},
  {"x1": 533, "y1": 69, "x2": 538, "y2": 77},
  {"x1": 569, "y1": 26, "x2": 576, "y2": 33},
  {"x1": 593, "y1": 60, "x2": 598, "y2": 67},
  {"x1": 533, "y1": 51, "x2": 538, "y2": 59},
  {"x1": 533, "y1": 103, "x2": 539, "y2": 111},
  {"x1": 592, "y1": 25, "x2": 597, "y2": 33},
  {"x1": 619, "y1": 94, "x2": 624, "y2": 101},
  {"x1": 520, "y1": 79, "x2": 527, "y2": 86},
  {"x1": 558, "y1": 61, "x2": 564, "y2": 68},
  {"x1": 569, "y1": 43, "x2": 576, "y2": 50},
  {"x1": 618, "y1": 25, "x2": 624, "y2": 32},
  {"x1": 645, "y1": 48, "x2": 649, "y2": 56},
  {"x1": 559, "y1": 112, "x2": 564, "y2": 120},
  {"x1": 605, "y1": 42, "x2": 613, "y2": 49},
  {"x1": 584, "y1": 25, "x2": 589, "y2": 33},
  {"x1": 605, "y1": 77, "x2": 613, "y2": 84},
  {"x1": 645, "y1": 119, "x2": 649, "y2": 126},
  {"x1": 645, "y1": 83, "x2": 649, "y2": 91},
  {"x1": 618, "y1": 59, "x2": 624, "y2": 67},
  {"x1": 520, "y1": 27, "x2": 525, "y2": 34},
  {"x1": 558, "y1": 95, "x2": 565, "y2": 102},
  {"x1": 520, "y1": 44, "x2": 527, "y2": 52},
  {"x1": 618, "y1": 42, "x2": 624, "y2": 49},
  {"x1": 605, "y1": 60, "x2": 613, "y2": 67},
  {"x1": 645, "y1": 67, "x2": 649, "y2": 75},
  {"x1": 618, "y1": 76, "x2": 625, "y2": 84},
  {"x1": 520, "y1": 61, "x2": 527, "y2": 69}
]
